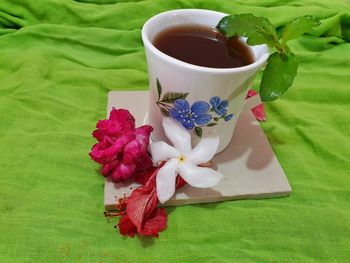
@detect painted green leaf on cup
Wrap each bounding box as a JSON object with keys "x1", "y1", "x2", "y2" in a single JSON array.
[
  {"x1": 156, "y1": 78, "x2": 162, "y2": 100},
  {"x1": 260, "y1": 52, "x2": 298, "y2": 102},
  {"x1": 195, "y1": 127, "x2": 203, "y2": 137},
  {"x1": 206, "y1": 122, "x2": 218, "y2": 127},
  {"x1": 217, "y1": 14, "x2": 278, "y2": 46},
  {"x1": 160, "y1": 107, "x2": 170, "y2": 117},
  {"x1": 282, "y1": 15, "x2": 320, "y2": 43},
  {"x1": 161, "y1": 92, "x2": 189, "y2": 103}
]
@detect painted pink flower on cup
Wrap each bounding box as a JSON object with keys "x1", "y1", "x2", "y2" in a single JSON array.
[{"x1": 89, "y1": 108, "x2": 153, "y2": 182}]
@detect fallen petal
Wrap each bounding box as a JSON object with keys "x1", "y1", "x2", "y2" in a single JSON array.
[
  {"x1": 140, "y1": 208, "x2": 167, "y2": 237},
  {"x1": 125, "y1": 164, "x2": 168, "y2": 237},
  {"x1": 246, "y1": 89, "x2": 258, "y2": 98},
  {"x1": 118, "y1": 215, "x2": 137, "y2": 237},
  {"x1": 246, "y1": 89, "x2": 266, "y2": 122},
  {"x1": 251, "y1": 105, "x2": 266, "y2": 122}
]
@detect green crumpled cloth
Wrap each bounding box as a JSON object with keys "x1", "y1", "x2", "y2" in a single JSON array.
[{"x1": 0, "y1": 0, "x2": 349, "y2": 262}]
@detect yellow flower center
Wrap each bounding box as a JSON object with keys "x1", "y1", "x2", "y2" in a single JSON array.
[{"x1": 179, "y1": 155, "x2": 186, "y2": 163}]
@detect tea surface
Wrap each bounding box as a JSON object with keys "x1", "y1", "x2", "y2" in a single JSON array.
[{"x1": 153, "y1": 24, "x2": 254, "y2": 68}]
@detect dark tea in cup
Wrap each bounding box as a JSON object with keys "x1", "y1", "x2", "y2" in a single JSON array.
[{"x1": 153, "y1": 24, "x2": 254, "y2": 68}]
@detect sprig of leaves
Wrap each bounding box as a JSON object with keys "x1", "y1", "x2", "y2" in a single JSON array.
[{"x1": 217, "y1": 14, "x2": 320, "y2": 102}]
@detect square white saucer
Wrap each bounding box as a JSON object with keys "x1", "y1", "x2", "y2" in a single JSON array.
[{"x1": 104, "y1": 91, "x2": 291, "y2": 210}]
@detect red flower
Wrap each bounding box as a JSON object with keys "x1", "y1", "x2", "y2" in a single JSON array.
[
  {"x1": 117, "y1": 164, "x2": 186, "y2": 238},
  {"x1": 117, "y1": 165, "x2": 167, "y2": 237},
  {"x1": 89, "y1": 108, "x2": 153, "y2": 182},
  {"x1": 246, "y1": 90, "x2": 266, "y2": 122}
]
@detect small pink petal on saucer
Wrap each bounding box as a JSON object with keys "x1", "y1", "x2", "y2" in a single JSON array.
[{"x1": 246, "y1": 90, "x2": 266, "y2": 122}]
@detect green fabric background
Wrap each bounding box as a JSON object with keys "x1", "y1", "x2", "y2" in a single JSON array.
[{"x1": 0, "y1": 0, "x2": 349, "y2": 262}]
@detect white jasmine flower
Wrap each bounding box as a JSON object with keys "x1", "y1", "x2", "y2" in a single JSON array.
[{"x1": 149, "y1": 118, "x2": 223, "y2": 203}]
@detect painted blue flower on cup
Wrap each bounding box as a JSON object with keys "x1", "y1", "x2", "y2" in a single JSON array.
[
  {"x1": 155, "y1": 78, "x2": 234, "y2": 136},
  {"x1": 224, "y1": 114, "x2": 234, "y2": 122},
  {"x1": 169, "y1": 99, "x2": 212, "y2": 130},
  {"x1": 210, "y1": 96, "x2": 229, "y2": 117}
]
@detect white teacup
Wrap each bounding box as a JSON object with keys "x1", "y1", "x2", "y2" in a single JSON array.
[{"x1": 142, "y1": 9, "x2": 269, "y2": 153}]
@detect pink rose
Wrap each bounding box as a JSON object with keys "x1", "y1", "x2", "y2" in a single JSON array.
[{"x1": 89, "y1": 108, "x2": 153, "y2": 182}]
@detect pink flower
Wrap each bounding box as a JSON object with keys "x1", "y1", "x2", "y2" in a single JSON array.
[
  {"x1": 246, "y1": 90, "x2": 266, "y2": 122},
  {"x1": 89, "y1": 108, "x2": 153, "y2": 182}
]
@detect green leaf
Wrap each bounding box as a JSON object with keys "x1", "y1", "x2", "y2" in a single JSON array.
[
  {"x1": 260, "y1": 52, "x2": 298, "y2": 102},
  {"x1": 156, "y1": 79, "x2": 162, "y2": 101},
  {"x1": 217, "y1": 14, "x2": 278, "y2": 47},
  {"x1": 195, "y1": 127, "x2": 203, "y2": 137},
  {"x1": 160, "y1": 107, "x2": 170, "y2": 117},
  {"x1": 161, "y1": 92, "x2": 189, "y2": 103},
  {"x1": 282, "y1": 15, "x2": 320, "y2": 43},
  {"x1": 206, "y1": 122, "x2": 218, "y2": 127}
]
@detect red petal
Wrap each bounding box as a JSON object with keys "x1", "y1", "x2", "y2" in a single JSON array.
[
  {"x1": 115, "y1": 164, "x2": 187, "y2": 238},
  {"x1": 110, "y1": 108, "x2": 135, "y2": 132},
  {"x1": 112, "y1": 163, "x2": 136, "y2": 181},
  {"x1": 134, "y1": 125, "x2": 153, "y2": 140},
  {"x1": 251, "y1": 105, "x2": 266, "y2": 122},
  {"x1": 119, "y1": 164, "x2": 167, "y2": 237},
  {"x1": 245, "y1": 89, "x2": 266, "y2": 122},
  {"x1": 118, "y1": 216, "x2": 137, "y2": 237},
  {"x1": 246, "y1": 89, "x2": 258, "y2": 98},
  {"x1": 101, "y1": 160, "x2": 118, "y2": 176},
  {"x1": 126, "y1": 176, "x2": 158, "y2": 234},
  {"x1": 176, "y1": 176, "x2": 187, "y2": 189},
  {"x1": 140, "y1": 208, "x2": 168, "y2": 237},
  {"x1": 103, "y1": 133, "x2": 135, "y2": 162},
  {"x1": 134, "y1": 166, "x2": 158, "y2": 185}
]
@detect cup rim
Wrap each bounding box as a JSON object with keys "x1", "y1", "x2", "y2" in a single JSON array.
[{"x1": 142, "y1": 9, "x2": 269, "y2": 74}]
